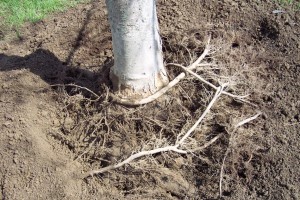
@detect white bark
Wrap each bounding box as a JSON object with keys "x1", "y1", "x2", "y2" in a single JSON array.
[{"x1": 106, "y1": 0, "x2": 169, "y2": 100}]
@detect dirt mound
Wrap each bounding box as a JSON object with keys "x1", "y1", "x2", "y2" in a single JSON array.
[{"x1": 0, "y1": 0, "x2": 299, "y2": 199}]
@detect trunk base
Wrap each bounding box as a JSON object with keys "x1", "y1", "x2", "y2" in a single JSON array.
[{"x1": 110, "y1": 70, "x2": 169, "y2": 101}]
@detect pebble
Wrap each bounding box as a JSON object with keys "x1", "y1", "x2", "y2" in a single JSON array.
[
  {"x1": 64, "y1": 117, "x2": 74, "y2": 129},
  {"x1": 3, "y1": 121, "x2": 11, "y2": 127},
  {"x1": 5, "y1": 114, "x2": 14, "y2": 121},
  {"x1": 41, "y1": 110, "x2": 49, "y2": 117}
]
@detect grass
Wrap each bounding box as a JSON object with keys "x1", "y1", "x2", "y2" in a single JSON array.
[
  {"x1": 276, "y1": 0, "x2": 300, "y2": 9},
  {"x1": 0, "y1": 0, "x2": 84, "y2": 28}
]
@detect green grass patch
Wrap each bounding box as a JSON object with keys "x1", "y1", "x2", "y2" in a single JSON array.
[
  {"x1": 276, "y1": 0, "x2": 300, "y2": 10},
  {"x1": 0, "y1": 0, "x2": 84, "y2": 27}
]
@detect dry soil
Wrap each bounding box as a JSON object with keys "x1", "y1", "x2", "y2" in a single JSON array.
[{"x1": 0, "y1": 0, "x2": 299, "y2": 199}]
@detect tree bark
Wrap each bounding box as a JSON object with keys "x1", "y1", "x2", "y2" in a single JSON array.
[{"x1": 106, "y1": 0, "x2": 169, "y2": 100}]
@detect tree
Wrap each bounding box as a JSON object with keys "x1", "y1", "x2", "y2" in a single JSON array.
[{"x1": 105, "y1": 0, "x2": 169, "y2": 101}]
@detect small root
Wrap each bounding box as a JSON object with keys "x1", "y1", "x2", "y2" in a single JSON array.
[
  {"x1": 51, "y1": 83, "x2": 101, "y2": 101},
  {"x1": 111, "y1": 35, "x2": 212, "y2": 106},
  {"x1": 84, "y1": 85, "x2": 224, "y2": 177},
  {"x1": 219, "y1": 112, "x2": 262, "y2": 198}
]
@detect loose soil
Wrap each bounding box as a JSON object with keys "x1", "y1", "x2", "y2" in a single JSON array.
[{"x1": 0, "y1": 0, "x2": 299, "y2": 199}]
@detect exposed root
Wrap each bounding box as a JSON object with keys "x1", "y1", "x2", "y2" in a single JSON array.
[
  {"x1": 176, "y1": 84, "x2": 225, "y2": 146},
  {"x1": 169, "y1": 63, "x2": 250, "y2": 100},
  {"x1": 75, "y1": 137, "x2": 97, "y2": 161},
  {"x1": 219, "y1": 112, "x2": 262, "y2": 198},
  {"x1": 111, "y1": 35, "x2": 253, "y2": 107},
  {"x1": 111, "y1": 35, "x2": 212, "y2": 106},
  {"x1": 110, "y1": 72, "x2": 187, "y2": 105},
  {"x1": 84, "y1": 86, "x2": 225, "y2": 177},
  {"x1": 52, "y1": 35, "x2": 250, "y2": 108},
  {"x1": 51, "y1": 83, "x2": 101, "y2": 101},
  {"x1": 189, "y1": 133, "x2": 223, "y2": 152},
  {"x1": 52, "y1": 36, "x2": 261, "y2": 194},
  {"x1": 84, "y1": 146, "x2": 186, "y2": 176},
  {"x1": 234, "y1": 112, "x2": 262, "y2": 129}
]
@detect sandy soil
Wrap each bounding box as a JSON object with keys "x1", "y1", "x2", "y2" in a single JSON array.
[{"x1": 0, "y1": 0, "x2": 299, "y2": 199}]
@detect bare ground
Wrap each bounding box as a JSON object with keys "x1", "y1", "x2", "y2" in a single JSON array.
[{"x1": 0, "y1": 0, "x2": 299, "y2": 199}]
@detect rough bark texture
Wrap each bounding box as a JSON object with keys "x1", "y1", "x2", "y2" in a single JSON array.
[{"x1": 106, "y1": 0, "x2": 169, "y2": 100}]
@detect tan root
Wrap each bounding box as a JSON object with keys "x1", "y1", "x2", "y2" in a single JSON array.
[
  {"x1": 84, "y1": 85, "x2": 225, "y2": 177},
  {"x1": 111, "y1": 36, "x2": 212, "y2": 105},
  {"x1": 219, "y1": 112, "x2": 262, "y2": 198}
]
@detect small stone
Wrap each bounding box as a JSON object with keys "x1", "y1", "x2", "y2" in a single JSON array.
[
  {"x1": 41, "y1": 110, "x2": 49, "y2": 117},
  {"x1": 100, "y1": 51, "x2": 105, "y2": 57},
  {"x1": 13, "y1": 134, "x2": 20, "y2": 140},
  {"x1": 2, "y1": 43, "x2": 10, "y2": 50},
  {"x1": 2, "y1": 83, "x2": 9, "y2": 89},
  {"x1": 175, "y1": 157, "x2": 185, "y2": 168},
  {"x1": 5, "y1": 114, "x2": 14, "y2": 121},
  {"x1": 3, "y1": 121, "x2": 11, "y2": 127},
  {"x1": 64, "y1": 117, "x2": 74, "y2": 129},
  {"x1": 104, "y1": 49, "x2": 113, "y2": 57},
  {"x1": 55, "y1": 167, "x2": 62, "y2": 172},
  {"x1": 53, "y1": 118, "x2": 60, "y2": 126}
]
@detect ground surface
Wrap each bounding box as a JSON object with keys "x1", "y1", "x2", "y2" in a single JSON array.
[{"x1": 0, "y1": 0, "x2": 299, "y2": 199}]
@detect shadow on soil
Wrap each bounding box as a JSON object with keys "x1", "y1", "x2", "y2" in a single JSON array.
[
  {"x1": 0, "y1": 49, "x2": 113, "y2": 97},
  {"x1": 0, "y1": 0, "x2": 110, "y2": 97}
]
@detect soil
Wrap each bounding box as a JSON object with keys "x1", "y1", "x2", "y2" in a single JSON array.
[{"x1": 0, "y1": 0, "x2": 299, "y2": 199}]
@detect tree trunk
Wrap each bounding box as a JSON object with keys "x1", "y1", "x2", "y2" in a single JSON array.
[{"x1": 106, "y1": 0, "x2": 169, "y2": 100}]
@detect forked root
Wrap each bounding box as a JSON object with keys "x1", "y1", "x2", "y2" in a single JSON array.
[
  {"x1": 219, "y1": 112, "x2": 262, "y2": 198},
  {"x1": 169, "y1": 63, "x2": 250, "y2": 100},
  {"x1": 50, "y1": 83, "x2": 101, "y2": 102},
  {"x1": 84, "y1": 35, "x2": 260, "y2": 177},
  {"x1": 84, "y1": 86, "x2": 225, "y2": 177},
  {"x1": 52, "y1": 35, "x2": 249, "y2": 107},
  {"x1": 112, "y1": 35, "x2": 250, "y2": 106}
]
